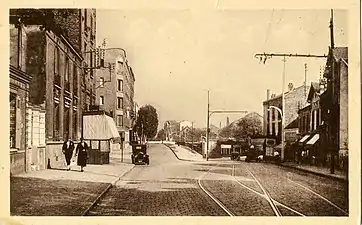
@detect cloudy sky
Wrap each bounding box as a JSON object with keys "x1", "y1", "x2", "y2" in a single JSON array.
[{"x1": 96, "y1": 8, "x2": 347, "y2": 129}]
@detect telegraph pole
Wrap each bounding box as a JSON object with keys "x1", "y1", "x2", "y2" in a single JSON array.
[
  {"x1": 205, "y1": 90, "x2": 248, "y2": 160},
  {"x1": 329, "y1": 9, "x2": 336, "y2": 174},
  {"x1": 206, "y1": 90, "x2": 210, "y2": 160}
]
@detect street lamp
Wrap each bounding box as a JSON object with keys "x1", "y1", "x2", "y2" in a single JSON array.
[{"x1": 268, "y1": 106, "x2": 285, "y2": 161}]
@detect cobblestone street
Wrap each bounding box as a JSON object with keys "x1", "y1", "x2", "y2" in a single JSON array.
[{"x1": 87, "y1": 143, "x2": 348, "y2": 216}]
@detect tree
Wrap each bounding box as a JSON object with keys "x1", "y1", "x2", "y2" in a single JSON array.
[
  {"x1": 156, "y1": 129, "x2": 166, "y2": 141},
  {"x1": 134, "y1": 105, "x2": 159, "y2": 141},
  {"x1": 218, "y1": 112, "x2": 263, "y2": 140},
  {"x1": 233, "y1": 113, "x2": 263, "y2": 139}
]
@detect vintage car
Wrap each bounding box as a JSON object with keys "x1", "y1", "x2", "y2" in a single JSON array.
[
  {"x1": 245, "y1": 145, "x2": 263, "y2": 162},
  {"x1": 230, "y1": 151, "x2": 240, "y2": 161},
  {"x1": 131, "y1": 144, "x2": 150, "y2": 165}
]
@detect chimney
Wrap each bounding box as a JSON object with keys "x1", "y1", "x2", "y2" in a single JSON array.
[{"x1": 267, "y1": 89, "x2": 270, "y2": 100}]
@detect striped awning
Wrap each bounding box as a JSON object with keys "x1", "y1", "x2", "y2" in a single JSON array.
[
  {"x1": 306, "y1": 134, "x2": 319, "y2": 145},
  {"x1": 299, "y1": 135, "x2": 310, "y2": 143}
]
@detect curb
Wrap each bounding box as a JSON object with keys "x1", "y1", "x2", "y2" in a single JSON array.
[
  {"x1": 81, "y1": 164, "x2": 135, "y2": 216},
  {"x1": 280, "y1": 164, "x2": 348, "y2": 183},
  {"x1": 163, "y1": 144, "x2": 194, "y2": 162}
]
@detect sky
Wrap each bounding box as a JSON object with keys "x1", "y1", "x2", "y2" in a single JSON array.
[{"x1": 96, "y1": 9, "x2": 347, "y2": 130}]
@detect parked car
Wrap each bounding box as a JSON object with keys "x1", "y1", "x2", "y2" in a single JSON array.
[
  {"x1": 230, "y1": 151, "x2": 240, "y2": 161},
  {"x1": 245, "y1": 145, "x2": 263, "y2": 162},
  {"x1": 131, "y1": 144, "x2": 149, "y2": 165}
]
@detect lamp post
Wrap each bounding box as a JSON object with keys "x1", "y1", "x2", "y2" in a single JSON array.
[{"x1": 268, "y1": 105, "x2": 284, "y2": 161}]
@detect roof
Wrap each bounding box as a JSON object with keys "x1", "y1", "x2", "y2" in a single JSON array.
[
  {"x1": 285, "y1": 118, "x2": 299, "y2": 129},
  {"x1": 332, "y1": 47, "x2": 348, "y2": 62},
  {"x1": 263, "y1": 84, "x2": 310, "y2": 104},
  {"x1": 307, "y1": 82, "x2": 321, "y2": 101}
]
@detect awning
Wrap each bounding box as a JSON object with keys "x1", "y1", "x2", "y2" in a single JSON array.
[
  {"x1": 83, "y1": 114, "x2": 120, "y2": 140},
  {"x1": 299, "y1": 135, "x2": 310, "y2": 143},
  {"x1": 306, "y1": 134, "x2": 319, "y2": 145}
]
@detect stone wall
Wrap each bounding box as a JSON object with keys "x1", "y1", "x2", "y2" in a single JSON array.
[
  {"x1": 46, "y1": 142, "x2": 66, "y2": 169},
  {"x1": 10, "y1": 151, "x2": 25, "y2": 176}
]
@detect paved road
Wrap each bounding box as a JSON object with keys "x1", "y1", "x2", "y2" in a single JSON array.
[{"x1": 87, "y1": 143, "x2": 348, "y2": 216}]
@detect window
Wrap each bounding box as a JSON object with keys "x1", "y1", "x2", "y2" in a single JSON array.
[
  {"x1": 9, "y1": 93, "x2": 16, "y2": 148},
  {"x1": 117, "y1": 97, "x2": 123, "y2": 109},
  {"x1": 73, "y1": 64, "x2": 78, "y2": 94},
  {"x1": 63, "y1": 106, "x2": 70, "y2": 140},
  {"x1": 117, "y1": 79, "x2": 123, "y2": 91},
  {"x1": 84, "y1": 10, "x2": 88, "y2": 29},
  {"x1": 54, "y1": 47, "x2": 59, "y2": 75},
  {"x1": 65, "y1": 57, "x2": 70, "y2": 82},
  {"x1": 84, "y1": 42, "x2": 87, "y2": 54},
  {"x1": 117, "y1": 115, "x2": 123, "y2": 127},
  {"x1": 100, "y1": 96, "x2": 104, "y2": 105},
  {"x1": 99, "y1": 77, "x2": 104, "y2": 87},
  {"x1": 53, "y1": 103, "x2": 60, "y2": 140},
  {"x1": 72, "y1": 109, "x2": 77, "y2": 140}
]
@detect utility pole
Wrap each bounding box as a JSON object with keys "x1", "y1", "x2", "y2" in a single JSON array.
[
  {"x1": 254, "y1": 53, "x2": 327, "y2": 163},
  {"x1": 281, "y1": 55, "x2": 286, "y2": 162},
  {"x1": 205, "y1": 89, "x2": 248, "y2": 160},
  {"x1": 329, "y1": 9, "x2": 336, "y2": 174},
  {"x1": 304, "y1": 63, "x2": 307, "y2": 97},
  {"x1": 191, "y1": 121, "x2": 194, "y2": 150},
  {"x1": 206, "y1": 90, "x2": 210, "y2": 160}
]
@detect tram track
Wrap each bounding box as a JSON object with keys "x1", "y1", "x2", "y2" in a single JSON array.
[{"x1": 197, "y1": 162, "x2": 307, "y2": 216}]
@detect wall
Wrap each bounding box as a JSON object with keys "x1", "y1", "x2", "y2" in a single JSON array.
[
  {"x1": 46, "y1": 142, "x2": 66, "y2": 169},
  {"x1": 339, "y1": 60, "x2": 348, "y2": 168},
  {"x1": 10, "y1": 151, "x2": 25, "y2": 175}
]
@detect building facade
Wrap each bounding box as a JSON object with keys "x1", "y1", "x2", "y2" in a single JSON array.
[
  {"x1": 180, "y1": 120, "x2": 192, "y2": 131},
  {"x1": 9, "y1": 9, "x2": 97, "y2": 169},
  {"x1": 9, "y1": 21, "x2": 34, "y2": 174},
  {"x1": 263, "y1": 84, "x2": 310, "y2": 143},
  {"x1": 95, "y1": 49, "x2": 136, "y2": 154},
  {"x1": 321, "y1": 47, "x2": 348, "y2": 170}
]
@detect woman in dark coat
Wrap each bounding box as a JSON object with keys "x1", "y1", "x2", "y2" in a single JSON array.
[
  {"x1": 62, "y1": 138, "x2": 75, "y2": 170},
  {"x1": 76, "y1": 138, "x2": 88, "y2": 172}
]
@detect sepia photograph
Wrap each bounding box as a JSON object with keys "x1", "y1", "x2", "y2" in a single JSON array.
[{"x1": 3, "y1": 1, "x2": 360, "y2": 223}]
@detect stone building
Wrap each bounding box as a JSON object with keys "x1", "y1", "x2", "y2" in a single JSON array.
[
  {"x1": 95, "y1": 49, "x2": 136, "y2": 156},
  {"x1": 9, "y1": 21, "x2": 34, "y2": 174},
  {"x1": 9, "y1": 9, "x2": 97, "y2": 169},
  {"x1": 320, "y1": 47, "x2": 348, "y2": 170},
  {"x1": 297, "y1": 82, "x2": 326, "y2": 165},
  {"x1": 263, "y1": 84, "x2": 310, "y2": 143}
]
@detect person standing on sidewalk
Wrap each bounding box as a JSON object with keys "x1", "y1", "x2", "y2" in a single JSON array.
[
  {"x1": 62, "y1": 138, "x2": 75, "y2": 171},
  {"x1": 75, "y1": 138, "x2": 89, "y2": 172}
]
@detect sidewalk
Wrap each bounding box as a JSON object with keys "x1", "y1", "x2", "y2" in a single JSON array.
[
  {"x1": 10, "y1": 159, "x2": 134, "y2": 216},
  {"x1": 280, "y1": 162, "x2": 348, "y2": 182},
  {"x1": 164, "y1": 144, "x2": 203, "y2": 161}
]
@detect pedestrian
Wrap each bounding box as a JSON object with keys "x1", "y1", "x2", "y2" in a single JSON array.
[
  {"x1": 75, "y1": 138, "x2": 89, "y2": 172},
  {"x1": 62, "y1": 138, "x2": 75, "y2": 171}
]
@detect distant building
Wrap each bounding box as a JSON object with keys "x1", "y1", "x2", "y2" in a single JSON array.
[
  {"x1": 263, "y1": 84, "x2": 310, "y2": 143},
  {"x1": 180, "y1": 120, "x2": 192, "y2": 131},
  {"x1": 95, "y1": 49, "x2": 136, "y2": 154}
]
